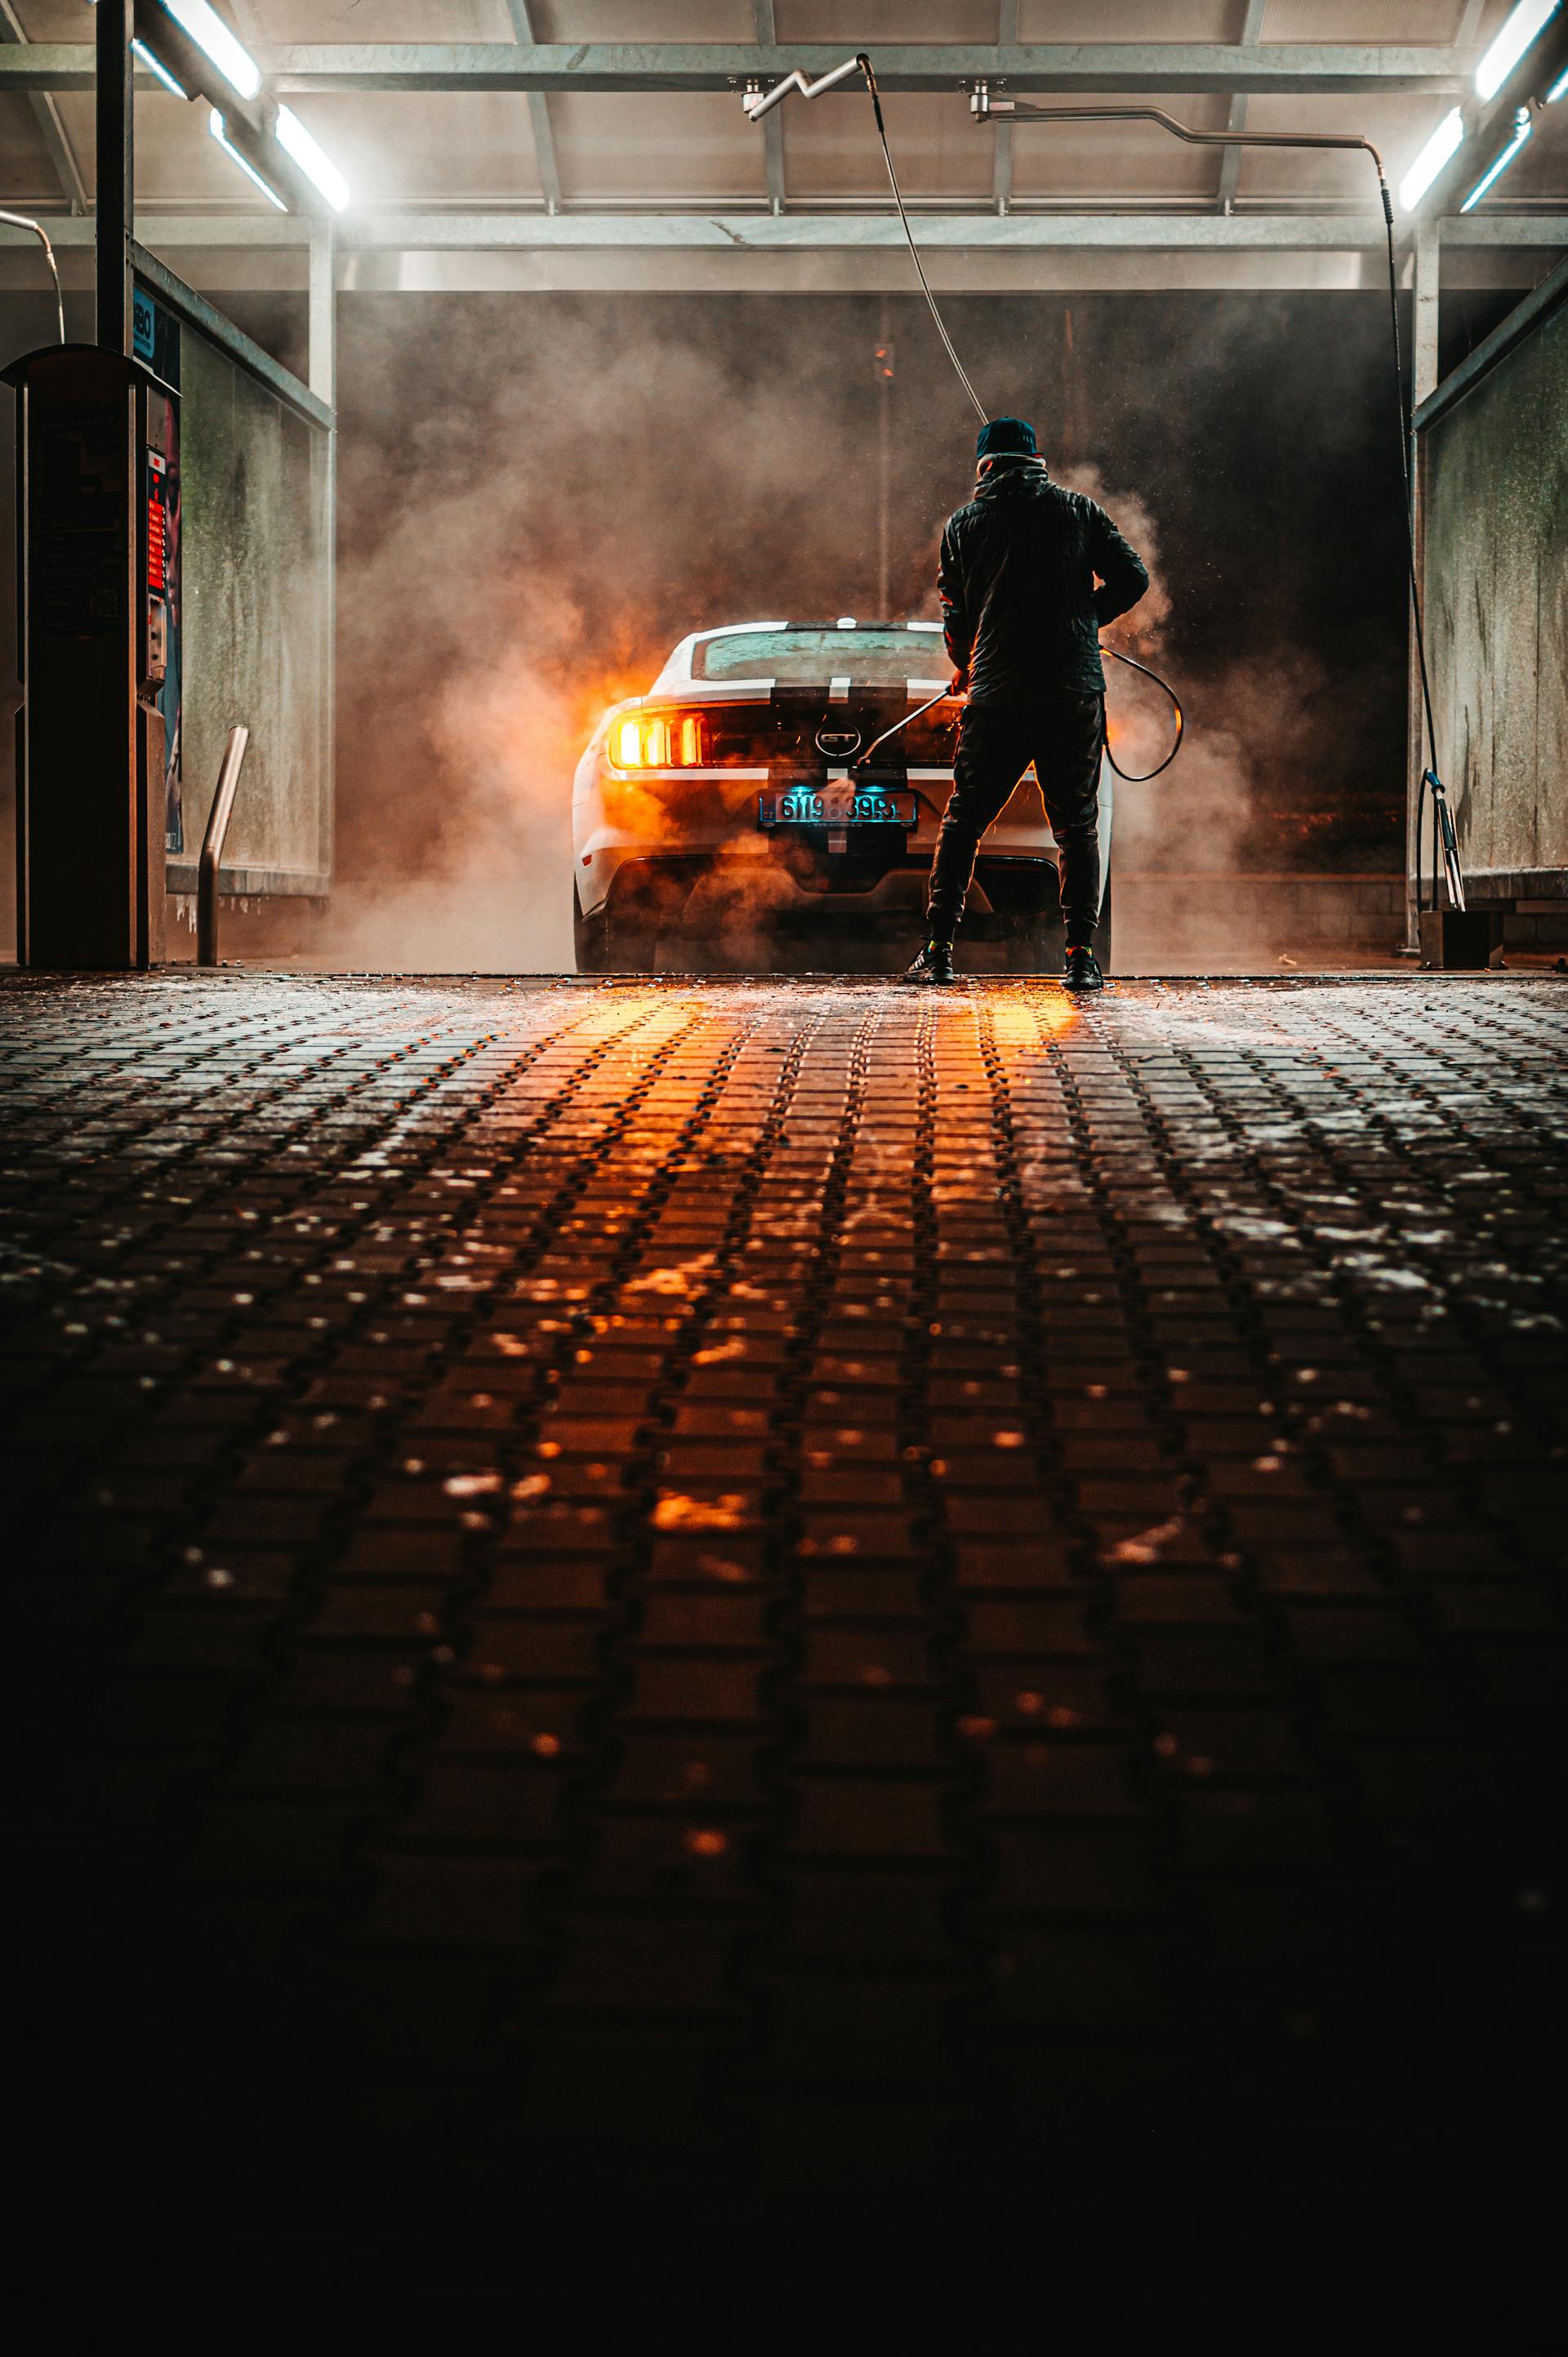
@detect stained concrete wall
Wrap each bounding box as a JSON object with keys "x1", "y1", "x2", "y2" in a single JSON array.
[
  {"x1": 179, "y1": 328, "x2": 332, "y2": 889},
  {"x1": 1423, "y1": 292, "x2": 1568, "y2": 880}
]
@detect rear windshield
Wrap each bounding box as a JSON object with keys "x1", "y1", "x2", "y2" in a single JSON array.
[{"x1": 693, "y1": 627, "x2": 946, "y2": 684}]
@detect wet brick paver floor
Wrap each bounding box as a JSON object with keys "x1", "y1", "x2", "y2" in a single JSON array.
[{"x1": 2, "y1": 970, "x2": 1563, "y2": 2327}]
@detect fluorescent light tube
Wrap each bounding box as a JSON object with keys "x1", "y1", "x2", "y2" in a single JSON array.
[
  {"x1": 1476, "y1": 0, "x2": 1560, "y2": 100},
  {"x1": 132, "y1": 40, "x2": 190, "y2": 100},
  {"x1": 1546, "y1": 60, "x2": 1568, "y2": 100},
  {"x1": 1459, "y1": 107, "x2": 1534, "y2": 209},
  {"x1": 1397, "y1": 106, "x2": 1465, "y2": 212},
  {"x1": 208, "y1": 109, "x2": 287, "y2": 211},
  {"x1": 275, "y1": 105, "x2": 351, "y2": 212},
  {"x1": 166, "y1": 0, "x2": 261, "y2": 102}
]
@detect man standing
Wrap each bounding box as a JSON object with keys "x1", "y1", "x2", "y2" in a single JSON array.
[{"x1": 906, "y1": 416, "x2": 1149, "y2": 991}]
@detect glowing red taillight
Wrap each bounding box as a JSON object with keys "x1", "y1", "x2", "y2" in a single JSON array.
[{"x1": 610, "y1": 711, "x2": 706, "y2": 769}]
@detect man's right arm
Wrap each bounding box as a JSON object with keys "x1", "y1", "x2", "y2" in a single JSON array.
[
  {"x1": 1088, "y1": 501, "x2": 1150, "y2": 626},
  {"x1": 938, "y1": 523, "x2": 973, "y2": 681}
]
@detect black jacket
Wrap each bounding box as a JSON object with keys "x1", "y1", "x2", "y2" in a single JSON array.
[{"x1": 938, "y1": 459, "x2": 1149, "y2": 701}]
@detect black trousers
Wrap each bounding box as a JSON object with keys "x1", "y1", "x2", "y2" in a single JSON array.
[{"x1": 925, "y1": 692, "x2": 1106, "y2": 943}]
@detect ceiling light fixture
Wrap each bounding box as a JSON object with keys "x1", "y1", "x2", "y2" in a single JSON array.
[
  {"x1": 164, "y1": 0, "x2": 261, "y2": 102},
  {"x1": 1459, "y1": 106, "x2": 1535, "y2": 209},
  {"x1": 274, "y1": 106, "x2": 351, "y2": 212},
  {"x1": 1397, "y1": 106, "x2": 1465, "y2": 211},
  {"x1": 1475, "y1": 0, "x2": 1560, "y2": 101},
  {"x1": 131, "y1": 39, "x2": 190, "y2": 100},
  {"x1": 207, "y1": 109, "x2": 287, "y2": 211}
]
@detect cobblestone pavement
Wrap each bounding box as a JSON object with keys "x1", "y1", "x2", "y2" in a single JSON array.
[{"x1": 2, "y1": 971, "x2": 1563, "y2": 2327}]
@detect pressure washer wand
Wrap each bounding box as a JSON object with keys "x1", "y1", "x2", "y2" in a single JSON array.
[{"x1": 850, "y1": 685, "x2": 960, "y2": 773}]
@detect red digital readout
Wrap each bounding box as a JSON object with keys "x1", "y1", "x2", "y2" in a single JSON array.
[{"x1": 146, "y1": 489, "x2": 167, "y2": 595}]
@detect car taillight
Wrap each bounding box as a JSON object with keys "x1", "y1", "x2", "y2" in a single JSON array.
[{"x1": 611, "y1": 712, "x2": 706, "y2": 769}]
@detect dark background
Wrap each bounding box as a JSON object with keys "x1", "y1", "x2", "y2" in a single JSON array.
[{"x1": 329, "y1": 287, "x2": 1420, "y2": 886}]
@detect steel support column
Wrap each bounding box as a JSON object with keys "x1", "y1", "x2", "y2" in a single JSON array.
[
  {"x1": 1217, "y1": 2, "x2": 1268, "y2": 216},
  {"x1": 753, "y1": 1, "x2": 786, "y2": 216},
  {"x1": 309, "y1": 215, "x2": 337, "y2": 911},
  {"x1": 993, "y1": 2, "x2": 1018, "y2": 218},
  {"x1": 96, "y1": 0, "x2": 132, "y2": 352},
  {"x1": 308, "y1": 218, "x2": 336, "y2": 408},
  {"x1": 508, "y1": 3, "x2": 562, "y2": 214},
  {"x1": 1405, "y1": 218, "x2": 1440, "y2": 952}
]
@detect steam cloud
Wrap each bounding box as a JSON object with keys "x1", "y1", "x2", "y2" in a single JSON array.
[
  {"x1": 253, "y1": 290, "x2": 1404, "y2": 977},
  {"x1": 321, "y1": 300, "x2": 948, "y2": 974}
]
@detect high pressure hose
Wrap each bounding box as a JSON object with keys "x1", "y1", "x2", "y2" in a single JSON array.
[
  {"x1": 853, "y1": 648, "x2": 1183, "y2": 781},
  {"x1": 1100, "y1": 648, "x2": 1184, "y2": 780},
  {"x1": 855, "y1": 54, "x2": 989, "y2": 429}
]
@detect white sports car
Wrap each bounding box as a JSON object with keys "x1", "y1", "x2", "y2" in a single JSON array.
[{"x1": 571, "y1": 619, "x2": 1112, "y2": 974}]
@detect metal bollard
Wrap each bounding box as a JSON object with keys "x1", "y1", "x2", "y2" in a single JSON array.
[{"x1": 197, "y1": 725, "x2": 250, "y2": 968}]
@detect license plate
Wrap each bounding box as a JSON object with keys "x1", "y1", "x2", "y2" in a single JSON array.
[{"x1": 758, "y1": 786, "x2": 915, "y2": 828}]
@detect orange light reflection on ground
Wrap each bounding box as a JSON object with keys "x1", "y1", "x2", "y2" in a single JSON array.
[{"x1": 987, "y1": 993, "x2": 1080, "y2": 1041}]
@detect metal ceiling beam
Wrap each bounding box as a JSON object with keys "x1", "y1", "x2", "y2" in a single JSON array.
[
  {"x1": 0, "y1": 42, "x2": 1480, "y2": 98},
  {"x1": 0, "y1": 6, "x2": 89, "y2": 214},
  {"x1": 311, "y1": 212, "x2": 1568, "y2": 252},
  {"x1": 19, "y1": 215, "x2": 1560, "y2": 253}
]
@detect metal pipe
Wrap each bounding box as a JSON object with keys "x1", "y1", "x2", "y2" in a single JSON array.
[
  {"x1": 198, "y1": 725, "x2": 250, "y2": 966},
  {"x1": 971, "y1": 91, "x2": 1388, "y2": 183},
  {"x1": 0, "y1": 209, "x2": 65, "y2": 343},
  {"x1": 744, "y1": 54, "x2": 862, "y2": 119}
]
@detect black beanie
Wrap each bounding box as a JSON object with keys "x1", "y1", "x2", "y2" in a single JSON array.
[{"x1": 976, "y1": 416, "x2": 1037, "y2": 461}]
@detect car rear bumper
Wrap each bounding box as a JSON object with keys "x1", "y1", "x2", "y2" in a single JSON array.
[
  {"x1": 589, "y1": 848, "x2": 1067, "y2": 938},
  {"x1": 572, "y1": 763, "x2": 1094, "y2": 925}
]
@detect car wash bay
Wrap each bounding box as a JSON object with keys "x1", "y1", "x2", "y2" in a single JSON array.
[{"x1": 2, "y1": 4, "x2": 1566, "y2": 2330}]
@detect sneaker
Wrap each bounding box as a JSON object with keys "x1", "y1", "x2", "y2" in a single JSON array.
[
  {"x1": 1064, "y1": 943, "x2": 1103, "y2": 992},
  {"x1": 905, "y1": 937, "x2": 956, "y2": 985}
]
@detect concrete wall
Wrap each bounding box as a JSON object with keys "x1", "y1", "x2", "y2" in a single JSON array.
[
  {"x1": 1423, "y1": 292, "x2": 1568, "y2": 880},
  {"x1": 1116, "y1": 873, "x2": 1405, "y2": 970},
  {"x1": 178, "y1": 327, "x2": 332, "y2": 891}
]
